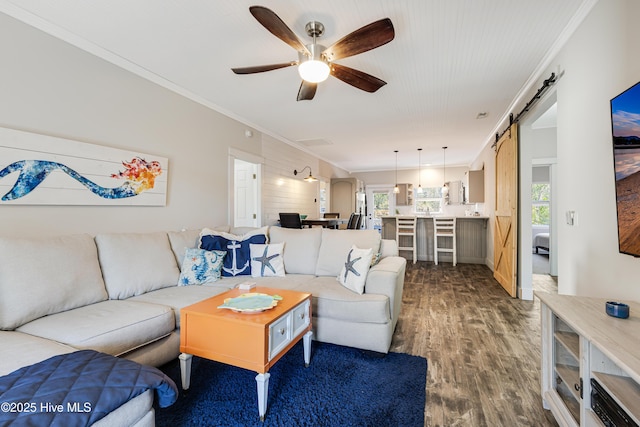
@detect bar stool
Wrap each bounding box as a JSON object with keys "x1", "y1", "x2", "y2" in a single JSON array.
[
  {"x1": 433, "y1": 217, "x2": 456, "y2": 266},
  {"x1": 396, "y1": 216, "x2": 417, "y2": 264}
]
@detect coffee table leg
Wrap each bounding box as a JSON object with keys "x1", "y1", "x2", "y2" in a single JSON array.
[
  {"x1": 179, "y1": 353, "x2": 192, "y2": 390},
  {"x1": 303, "y1": 331, "x2": 313, "y2": 367},
  {"x1": 255, "y1": 372, "x2": 270, "y2": 421}
]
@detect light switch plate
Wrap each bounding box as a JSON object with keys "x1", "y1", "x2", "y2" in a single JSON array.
[{"x1": 566, "y1": 211, "x2": 576, "y2": 226}]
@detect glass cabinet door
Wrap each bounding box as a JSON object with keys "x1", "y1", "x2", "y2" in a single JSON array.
[{"x1": 553, "y1": 314, "x2": 581, "y2": 424}]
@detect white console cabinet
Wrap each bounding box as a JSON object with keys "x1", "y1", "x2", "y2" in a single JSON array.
[{"x1": 536, "y1": 292, "x2": 640, "y2": 427}]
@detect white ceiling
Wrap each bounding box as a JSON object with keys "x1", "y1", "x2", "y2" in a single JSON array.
[{"x1": 0, "y1": 0, "x2": 594, "y2": 172}]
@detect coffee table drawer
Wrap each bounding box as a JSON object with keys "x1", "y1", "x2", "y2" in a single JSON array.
[
  {"x1": 292, "y1": 300, "x2": 311, "y2": 336},
  {"x1": 269, "y1": 313, "x2": 292, "y2": 360},
  {"x1": 268, "y1": 300, "x2": 311, "y2": 361}
]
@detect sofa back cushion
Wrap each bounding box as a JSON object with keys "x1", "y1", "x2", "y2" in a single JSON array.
[
  {"x1": 167, "y1": 229, "x2": 201, "y2": 268},
  {"x1": 315, "y1": 229, "x2": 381, "y2": 277},
  {"x1": 0, "y1": 234, "x2": 108, "y2": 330},
  {"x1": 167, "y1": 226, "x2": 234, "y2": 268},
  {"x1": 268, "y1": 227, "x2": 322, "y2": 275},
  {"x1": 95, "y1": 232, "x2": 180, "y2": 299}
]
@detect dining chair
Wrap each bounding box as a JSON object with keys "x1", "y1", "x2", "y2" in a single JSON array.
[
  {"x1": 346, "y1": 213, "x2": 360, "y2": 229},
  {"x1": 355, "y1": 214, "x2": 364, "y2": 230},
  {"x1": 323, "y1": 213, "x2": 340, "y2": 219},
  {"x1": 279, "y1": 213, "x2": 303, "y2": 229}
]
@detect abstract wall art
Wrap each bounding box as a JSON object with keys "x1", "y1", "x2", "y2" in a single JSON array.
[{"x1": 0, "y1": 127, "x2": 168, "y2": 206}]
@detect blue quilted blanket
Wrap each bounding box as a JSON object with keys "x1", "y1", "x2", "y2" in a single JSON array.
[{"x1": 0, "y1": 350, "x2": 178, "y2": 426}]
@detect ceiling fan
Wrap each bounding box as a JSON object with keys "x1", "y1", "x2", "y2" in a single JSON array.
[{"x1": 232, "y1": 6, "x2": 395, "y2": 101}]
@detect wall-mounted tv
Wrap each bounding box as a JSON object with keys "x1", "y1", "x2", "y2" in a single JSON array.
[{"x1": 611, "y1": 80, "x2": 640, "y2": 257}]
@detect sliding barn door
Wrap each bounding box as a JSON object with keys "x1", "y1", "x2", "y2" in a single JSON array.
[{"x1": 494, "y1": 124, "x2": 518, "y2": 297}]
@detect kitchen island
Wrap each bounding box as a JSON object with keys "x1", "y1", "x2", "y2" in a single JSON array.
[{"x1": 381, "y1": 216, "x2": 489, "y2": 264}]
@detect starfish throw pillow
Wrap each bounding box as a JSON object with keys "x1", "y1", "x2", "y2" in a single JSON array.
[
  {"x1": 250, "y1": 243, "x2": 285, "y2": 277},
  {"x1": 337, "y1": 245, "x2": 374, "y2": 294}
]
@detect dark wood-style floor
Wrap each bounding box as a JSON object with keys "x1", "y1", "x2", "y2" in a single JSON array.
[{"x1": 389, "y1": 261, "x2": 559, "y2": 426}]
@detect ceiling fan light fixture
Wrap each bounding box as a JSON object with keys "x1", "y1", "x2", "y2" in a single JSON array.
[
  {"x1": 298, "y1": 43, "x2": 329, "y2": 83},
  {"x1": 298, "y1": 60, "x2": 330, "y2": 83}
]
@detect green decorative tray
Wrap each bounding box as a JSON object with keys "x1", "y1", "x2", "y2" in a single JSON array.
[{"x1": 218, "y1": 293, "x2": 283, "y2": 313}]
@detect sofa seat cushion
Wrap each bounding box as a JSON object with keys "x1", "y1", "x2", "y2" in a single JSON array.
[
  {"x1": 95, "y1": 232, "x2": 180, "y2": 299},
  {"x1": 297, "y1": 277, "x2": 390, "y2": 324},
  {"x1": 0, "y1": 331, "x2": 76, "y2": 376},
  {"x1": 16, "y1": 301, "x2": 175, "y2": 357},
  {"x1": 0, "y1": 234, "x2": 108, "y2": 330},
  {"x1": 315, "y1": 229, "x2": 381, "y2": 277},
  {"x1": 217, "y1": 274, "x2": 317, "y2": 291},
  {"x1": 128, "y1": 285, "x2": 230, "y2": 328}
]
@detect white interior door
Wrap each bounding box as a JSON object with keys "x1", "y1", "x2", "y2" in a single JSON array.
[
  {"x1": 234, "y1": 159, "x2": 258, "y2": 227},
  {"x1": 366, "y1": 186, "x2": 394, "y2": 231}
]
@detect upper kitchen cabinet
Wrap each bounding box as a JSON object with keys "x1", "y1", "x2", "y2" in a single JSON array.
[
  {"x1": 395, "y1": 183, "x2": 414, "y2": 206},
  {"x1": 465, "y1": 170, "x2": 484, "y2": 203}
]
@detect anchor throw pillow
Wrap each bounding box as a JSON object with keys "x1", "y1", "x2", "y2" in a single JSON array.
[
  {"x1": 250, "y1": 243, "x2": 285, "y2": 277},
  {"x1": 199, "y1": 227, "x2": 268, "y2": 277},
  {"x1": 337, "y1": 245, "x2": 374, "y2": 294}
]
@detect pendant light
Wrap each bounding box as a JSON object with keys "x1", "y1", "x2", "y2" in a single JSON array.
[
  {"x1": 417, "y1": 148, "x2": 423, "y2": 194},
  {"x1": 441, "y1": 146, "x2": 449, "y2": 196},
  {"x1": 393, "y1": 150, "x2": 400, "y2": 194}
]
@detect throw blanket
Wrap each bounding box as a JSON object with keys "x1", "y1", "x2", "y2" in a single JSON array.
[{"x1": 0, "y1": 350, "x2": 178, "y2": 426}]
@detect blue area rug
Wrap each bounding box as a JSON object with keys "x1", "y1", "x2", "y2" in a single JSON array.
[{"x1": 155, "y1": 342, "x2": 427, "y2": 427}]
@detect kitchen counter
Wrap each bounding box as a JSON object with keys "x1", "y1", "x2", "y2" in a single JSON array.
[{"x1": 381, "y1": 216, "x2": 489, "y2": 264}]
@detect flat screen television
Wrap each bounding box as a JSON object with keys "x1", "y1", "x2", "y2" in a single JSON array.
[{"x1": 611, "y1": 80, "x2": 640, "y2": 257}]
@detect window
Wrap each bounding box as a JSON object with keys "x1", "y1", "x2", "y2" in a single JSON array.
[
  {"x1": 532, "y1": 183, "x2": 550, "y2": 225},
  {"x1": 414, "y1": 187, "x2": 443, "y2": 214}
]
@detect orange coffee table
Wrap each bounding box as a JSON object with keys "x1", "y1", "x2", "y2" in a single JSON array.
[{"x1": 179, "y1": 287, "x2": 313, "y2": 421}]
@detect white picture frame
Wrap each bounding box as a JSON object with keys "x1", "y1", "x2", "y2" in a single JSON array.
[{"x1": 0, "y1": 127, "x2": 168, "y2": 206}]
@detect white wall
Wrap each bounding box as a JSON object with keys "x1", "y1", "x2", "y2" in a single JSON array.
[
  {"x1": 478, "y1": 0, "x2": 640, "y2": 300},
  {"x1": 530, "y1": 127, "x2": 558, "y2": 159},
  {"x1": 0, "y1": 13, "x2": 348, "y2": 237},
  {"x1": 551, "y1": 0, "x2": 640, "y2": 299},
  {"x1": 260, "y1": 134, "x2": 329, "y2": 225}
]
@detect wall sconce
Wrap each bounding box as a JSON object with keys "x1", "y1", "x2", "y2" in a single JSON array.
[{"x1": 294, "y1": 166, "x2": 318, "y2": 182}]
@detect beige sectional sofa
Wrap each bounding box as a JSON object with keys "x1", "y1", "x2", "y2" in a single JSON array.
[{"x1": 0, "y1": 225, "x2": 406, "y2": 425}]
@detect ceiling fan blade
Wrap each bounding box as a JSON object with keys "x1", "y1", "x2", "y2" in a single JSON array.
[
  {"x1": 249, "y1": 6, "x2": 311, "y2": 56},
  {"x1": 330, "y1": 63, "x2": 387, "y2": 93},
  {"x1": 323, "y1": 18, "x2": 395, "y2": 62},
  {"x1": 232, "y1": 61, "x2": 298, "y2": 74},
  {"x1": 297, "y1": 81, "x2": 317, "y2": 101}
]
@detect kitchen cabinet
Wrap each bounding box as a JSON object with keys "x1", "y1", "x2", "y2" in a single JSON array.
[
  {"x1": 395, "y1": 183, "x2": 413, "y2": 206},
  {"x1": 445, "y1": 181, "x2": 463, "y2": 204},
  {"x1": 465, "y1": 170, "x2": 484, "y2": 203}
]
